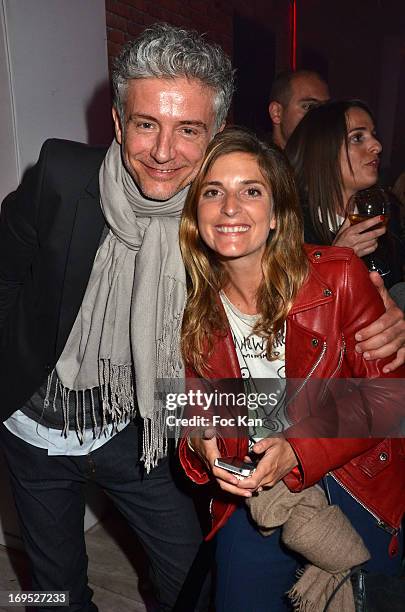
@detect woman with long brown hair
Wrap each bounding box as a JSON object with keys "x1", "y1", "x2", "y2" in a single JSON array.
[
  {"x1": 285, "y1": 99, "x2": 405, "y2": 288},
  {"x1": 178, "y1": 126, "x2": 405, "y2": 611}
]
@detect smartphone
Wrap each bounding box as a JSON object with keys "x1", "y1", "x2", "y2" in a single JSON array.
[{"x1": 214, "y1": 456, "x2": 257, "y2": 478}]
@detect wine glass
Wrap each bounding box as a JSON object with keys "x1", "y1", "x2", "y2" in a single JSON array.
[{"x1": 347, "y1": 186, "x2": 391, "y2": 276}]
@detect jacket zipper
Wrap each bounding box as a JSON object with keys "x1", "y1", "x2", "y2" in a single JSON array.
[
  {"x1": 329, "y1": 472, "x2": 399, "y2": 535},
  {"x1": 286, "y1": 340, "x2": 327, "y2": 406},
  {"x1": 319, "y1": 335, "x2": 345, "y2": 403},
  {"x1": 209, "y1": 497, "x2": 214, "y2": 518},
  {"x1": 329, "y1": 334, "x2": 345, "y2": 379}
]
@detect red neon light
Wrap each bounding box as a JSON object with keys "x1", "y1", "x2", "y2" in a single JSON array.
[{"x1": 291, "y1": 0, "x2": 297, "y2": 71}]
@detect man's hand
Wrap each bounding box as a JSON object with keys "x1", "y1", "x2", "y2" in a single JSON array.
[
  {"x1": 189, "y1": 432, "x2": 253, "y2": 498},
  {"x1": 355, "y1": 272, "x2": 405, "y2": 372},
  {"x1": 333, "y1": 216, "x2": 385, "y2": 257},
  {"x1": 236, "y1": 438, "x2": 298, "y2": 492}
]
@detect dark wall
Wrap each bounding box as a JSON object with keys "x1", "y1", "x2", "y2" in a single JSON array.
[
  {"x1": 104, "y1": 0, "x2": 405, "y2": 177},
  {"x1": 296, "y1": 0, "x2": 405, "y2": 182},
  {"x1": 232, "y1": 13, "x2": 276, "y2": 136}
]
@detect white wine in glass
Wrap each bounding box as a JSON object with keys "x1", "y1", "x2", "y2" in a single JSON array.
[{"x1": 347, "y1": 186, "x2": 391, "y2": 277}]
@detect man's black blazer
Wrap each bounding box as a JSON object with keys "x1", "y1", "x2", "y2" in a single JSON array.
[{"x1": 0, "y1": 139, "x2": 108, "y2": 421}]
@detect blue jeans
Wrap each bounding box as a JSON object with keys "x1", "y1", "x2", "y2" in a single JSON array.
[
  {"x1": 214, "y1": 480, "x2": 403, "y2": 612},
  {"x1": 215, "y1": 505, "x2": 299, "y2": 612},
  {"x1": 0, "y1": 421, "x2": 206, "y2": 612},
  {"x1": 324, "y1": 475, "x2": 403, "y2": 575}
]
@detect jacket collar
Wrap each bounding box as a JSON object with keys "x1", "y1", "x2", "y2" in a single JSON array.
[{"x1": 289, "y1": 245, "x2": 334, "y2": 315}]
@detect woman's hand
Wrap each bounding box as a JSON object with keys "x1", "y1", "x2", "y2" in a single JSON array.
[
  {"x1": 355, "y1": 272, "x2": 405, "y2": 372},
  {"x1": 333, "y1": 216, "x2": 386, "y2": 257},
  {"x1": 236, "y1": 437, "x2": 298, "y2": 492},
  {"x1": 189, "y1": 432, "x2": 254, "y2": 498}
]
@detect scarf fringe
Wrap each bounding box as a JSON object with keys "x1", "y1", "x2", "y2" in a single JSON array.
[
  {"x1": 287, "y1": 584, "x2": 318, "y2": 612},
  {"x1": 141, "y1": 281, "x2": 185, "y2": 472},
  {"x1": 44, "y1": 362, "x2": 136, "y2": 442},
  {"x1": 287, "y1": 570, "x2": 352, "y2": 612},
  {"x1": 141, "y1": 292, "x2": 184, "y2": 473},
  {"x1": 43, "y1": 280, "x2": 184, "y2": 462},
  {"x1": 99, "y1": 358, "x2": 135, "y2": 432}
]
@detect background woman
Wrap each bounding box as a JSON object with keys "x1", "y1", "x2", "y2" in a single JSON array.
[
  {"x1": 178, "y1": 127, "x2": 405, "y2": 612},
  {"x1": 285, "y1": 99, "x2": 405, "y2": 289}
]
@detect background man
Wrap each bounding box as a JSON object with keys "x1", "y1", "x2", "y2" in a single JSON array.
[
  {"x1": 268, "y1": 69, "x2": 330, "y2": 149},
  {"x1": 0, "y1": 23, "x2": 233, "y2": 612}
]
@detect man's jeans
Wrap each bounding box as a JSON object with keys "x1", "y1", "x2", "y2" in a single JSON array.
[{"x1": 0, "y1": 421, "x2": 206, "y2": 612}]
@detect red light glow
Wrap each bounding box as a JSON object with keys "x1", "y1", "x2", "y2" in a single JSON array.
[{"x1": 291, "y1": 0, "x2": 297, "y2": 71}]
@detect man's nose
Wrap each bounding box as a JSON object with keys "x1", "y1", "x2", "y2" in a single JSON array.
[{"x1": 150, "y1": 129, "x2": 175, "y2": 163}]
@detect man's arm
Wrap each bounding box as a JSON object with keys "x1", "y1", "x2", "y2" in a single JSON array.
[{"x1": 355, "y1": 272, "x2": 405, "y2": 372}]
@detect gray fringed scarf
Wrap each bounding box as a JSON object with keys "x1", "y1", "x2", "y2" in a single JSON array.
[{"x1": 46, "y1": 139, "x2": 187, "y2": 470}]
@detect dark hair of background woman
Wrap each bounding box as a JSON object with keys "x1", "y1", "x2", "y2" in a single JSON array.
[{"x1": 285, "y1": 99, "x2": 375, "y2": 245}]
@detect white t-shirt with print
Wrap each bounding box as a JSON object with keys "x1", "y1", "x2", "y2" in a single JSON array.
[{"x1": 220, "y1": 292, "x2": 289, "y2": 443}]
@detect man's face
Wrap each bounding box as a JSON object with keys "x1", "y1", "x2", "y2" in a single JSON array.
[
  {"x1": 112, "y1": 77, "x2": 218, "y2": 201},
  {"x1": 270, "y1": 74, "x2": 330, "y2": 148}
]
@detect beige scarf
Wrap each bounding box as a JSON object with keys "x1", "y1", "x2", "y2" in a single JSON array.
[
  {"x1": 46, "y1": 140, "x2": 187, "y2": 470},
  {"x1": 247, "y1": 481, "x2": 370, "y2": 612}
]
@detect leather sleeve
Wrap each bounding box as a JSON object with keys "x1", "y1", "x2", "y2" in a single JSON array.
[
  {"x1": 285, "y1": 253, "x2": 405, "y2": 490},
  {"x1": 178, "y1": 365, "x2": 211, "y2": 484},
  {"x1": 178, "y1": 360, "x2": 246, "y2": 485}
]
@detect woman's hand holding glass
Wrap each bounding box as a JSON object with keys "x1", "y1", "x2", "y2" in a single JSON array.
[
  {"x1": 345, "y1": 187, "x2": 391, "y2": 275},
  {"x1": 333, "y1": 215, "x2": 386, "y2": 258}
]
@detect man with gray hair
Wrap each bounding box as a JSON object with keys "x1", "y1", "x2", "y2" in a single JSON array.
[{"x1": 0, "y1": 23, "x2": 233, "y2": 611}]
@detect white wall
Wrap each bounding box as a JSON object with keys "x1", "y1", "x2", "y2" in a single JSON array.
[
  {"x1": 0, "y1": 0, "x2": 112, "y2": 202},
  {"x1": 0, "y1": 0, "x2": 111, "y2": 549},
  {"x1": 0, "y1": 5, "x2": 19, "y2": 202}
]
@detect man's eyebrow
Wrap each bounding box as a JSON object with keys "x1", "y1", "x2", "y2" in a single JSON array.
[
  {"x1": 127, "y1": 115, "x2": 208, "y2": 131},
  {"x1": 178, "y1": 120, "x2": 208, "y2": 132},
  {"x1": 127, "y1": 113, "x2": 157, "y2": 123},
  {"x1": 298, "y1": 97, "x2": 323, "y2": 103}
]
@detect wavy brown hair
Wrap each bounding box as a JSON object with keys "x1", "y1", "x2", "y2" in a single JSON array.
[{"x1": 180, "y1": 127, "x2": 308, "y2": 376}]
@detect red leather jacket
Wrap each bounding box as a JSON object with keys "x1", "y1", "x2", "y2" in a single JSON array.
[{"x1": 179, "y1": 246, "x2": 405, "y2": 549}]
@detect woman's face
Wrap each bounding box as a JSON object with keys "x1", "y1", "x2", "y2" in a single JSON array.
[
  {"x1": 340, "y1": 107, "x2": 382, "y2": 203},
  {"x1": 197, "y1": 152, "x2": 276, "y2": 270}
]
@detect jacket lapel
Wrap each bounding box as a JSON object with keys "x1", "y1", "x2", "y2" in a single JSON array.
[
  {"x1": 286, "y1": 262, "x2": 334, "y2": 379},
  {"x1": 55, "y1": 172, "x2": 105, "y2": 357}
]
